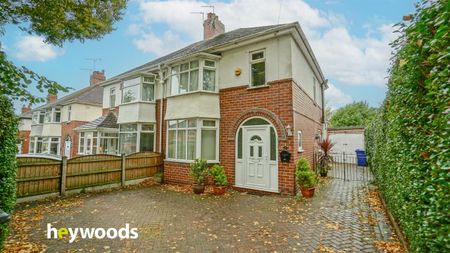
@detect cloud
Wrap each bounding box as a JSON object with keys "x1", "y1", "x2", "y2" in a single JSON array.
[
  {"x1": 325, "y1": 83, "x2": 353, "y2": 110},
  {"x1": 15, "y1": 35, "x2": 62, "y2": 61},
  {"x1": 131, "y1": 0, "x2": 396, "y2": 87},
  {"x1": 133, "y1": 31, "x2": 185, "y2": 56}
]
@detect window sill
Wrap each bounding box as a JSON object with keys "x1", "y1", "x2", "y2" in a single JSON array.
[
  {"x1": 164, "y1": 158, "x2": 220, "y2": 164},
  {"x1": 166, "y1": 90, "x2": 218, "y2": 99},
  {"x1": 120, "y1": 101, "x2": 156, "y2": 106},
  {"x1": 298, "y1": 149, "x2": 305, "y2": 153},
  {"x1": 247, "y1": 84, "x2": 270, "y2": 90}
]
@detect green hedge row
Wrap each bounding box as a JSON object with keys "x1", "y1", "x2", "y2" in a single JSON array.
[
  {"x1": 0, "y1": 95, "x2": 18, "y2": 250},
  {"x1": 365, "y1": 1, "x2": 449, "y2": 252}
]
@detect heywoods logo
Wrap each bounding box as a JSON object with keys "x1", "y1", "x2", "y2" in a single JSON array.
[{"x1": 47, "y1": 223, "x2": 139, "y2": 243}]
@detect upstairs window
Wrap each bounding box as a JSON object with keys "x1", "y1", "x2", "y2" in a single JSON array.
[
  {"x1": 32, "y1": 111, "x2": 45, "y2": 124},
  {"x1": 122, "y1": 75, "x2": 156, "y2": 104},
  {"x1": 250, "y1": 50, "x2": 266, "y2": 87},
  {"x1": 67, "y1": 105, "x2": 71, "y2": 121},
  {"x1": 43, "y1": 108, "x2": 61, "y2": 123},
  {"x1": 110, "y1": 87, "x2": 116, "y2": 108},
  {"x1": 313, "y1": 77, "x2": 317, "y2": 102},
  {"x1": 169, "y1": 59, "x2": 217, "y2": 96}
]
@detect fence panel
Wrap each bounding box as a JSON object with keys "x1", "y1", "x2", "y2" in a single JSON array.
[
  {"x1": 66, "y1": 154, "x2": 122, "y2": 190},
  {"x1": 16, "y1": 156, "x2": 61, "y2": 197},
  {"x1": 125, "y1": 152, "x2": 162, "y2": 180}
]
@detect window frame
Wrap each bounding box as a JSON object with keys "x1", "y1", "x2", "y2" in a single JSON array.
[
  {"x1": 67, "y1": 105, "x2": 72, "y2": 121},
  {"x1": 121, "y1": 75, "x2": 156, "y2": 104},
  {"x1": 118, "y1": 123, "x2": 156, "y2": 154},
  {"x1": 110, "y1": 87, "x2": 116, "y2": 108},
  {"x1": 43, "y1": 107, "x2": 61, "y2": 123},
  {"x1": 32, "y1": 111, "x2": 45, "y2": 125},
  {"x1": 168, "y1": 59, "x2": 218, "y2": 96},
  {"x1": 249, "y1": 49, "x2": 266, "y2": 87},
  {"x1": 29, "y1": 136, "x2": 60, "y2": 155},
  {"x1": 297, "y1": 131, "x2": 304, "y2": 152},
  {"x1": 166, "y1": 118, "x2": 219, "y2": 163}
]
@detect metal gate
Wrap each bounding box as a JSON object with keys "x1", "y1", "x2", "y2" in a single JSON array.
[{"x1": 313, "y1": 152, "x2": 373, "y2": 182}]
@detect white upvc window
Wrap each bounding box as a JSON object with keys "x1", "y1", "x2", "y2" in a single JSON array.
[
  {"x1": 119, "y1": 123, "x2": 155, "y2": 154},
  {"x1": 110, "y1": 87, "x2": 116, "y2": 108},
  {"x1": 121, "y1": 75, "x2": 156, "y2": 104},
  {"x1": 29, "y1": 136, "x2": 60, "y2": 155},
  {"x1": 166, "y1": 118, "x2": 219, "y2": 162},
  {"x1": 32, "y1": 111, "x2": 45, "y2": 124},
  {"x1": 43, "y1": 107, "x2": 61, "y2": 123},
  {"x1": 297, "y1": 131, "x2": 303, "y2": 152},
  {"x1": 78, "y1": 131, "x2": 119, "y2": 155},
  {"x1": 67, "y1": 105, "x2": 72, "y2": 121},
  {"x1": 169, "y1": 59, "x2": 217, "y2": 96},
  {"x1": 250, "y1": 50, "x2": 266, "y2": 87},
  {"x1": 313, "y1": 77, "x2": 317, "y2": 102}
]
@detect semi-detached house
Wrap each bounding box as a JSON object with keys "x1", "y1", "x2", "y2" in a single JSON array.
[{"x1": 78, "y1": 13, "x2": 328, "y2": 194}]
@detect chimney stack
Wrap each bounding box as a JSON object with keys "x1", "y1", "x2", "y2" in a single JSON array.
[
  {"x1": 90, "y1": 70, "x2": 106, "y2": 86},
  {"x1": 203, "y1": 13, "x2": 225, "y2": 40},
  {"x1": 47, "y1": 93, "x2": 57, "y2": 104},
  {"x1": 21, "y1": 105, "x2": 31, "y2": 114}
]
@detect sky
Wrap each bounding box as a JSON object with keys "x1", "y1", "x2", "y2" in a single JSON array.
[{"x1": 2, "y1": 0, "x2": 417, "y2": 112}]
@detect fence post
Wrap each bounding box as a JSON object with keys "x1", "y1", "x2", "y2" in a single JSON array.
[
  {"x1": 121, "y1": 154, "x2": 126, "y2": 186},
  {"x1": 61, "y1": 156, "x2": 67, "y2": 196}
]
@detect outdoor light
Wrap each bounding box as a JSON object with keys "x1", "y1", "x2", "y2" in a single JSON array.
[
  {"x1": 286, "y1": 124, "x2": 293, "y2": 136},
  {"x1": 0, "y1": 209, "x2": 10, "y2": 224}
]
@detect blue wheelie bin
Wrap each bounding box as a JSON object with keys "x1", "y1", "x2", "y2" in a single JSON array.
[{"x1": 355, "y1": 149, "x2": 367, "y2": 166}]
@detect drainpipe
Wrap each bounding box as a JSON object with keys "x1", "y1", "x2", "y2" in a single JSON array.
[
  {"x1": 158, "y1": 64, "x2": 164, "y2": 153},
  {"x1": 321, "y1": 79, "x2": 328, "y2": 138}
]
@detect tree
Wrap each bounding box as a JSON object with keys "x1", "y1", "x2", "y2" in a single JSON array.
[
  {"x1": 0, "y1": 1, "x2": 126, "y2": 250},
  {"x1": 328, "y1": 101, "x2": 377, "y2": 128},
  {"x1": 0, "y1": 0, "x2": 127, "y2": 104}
]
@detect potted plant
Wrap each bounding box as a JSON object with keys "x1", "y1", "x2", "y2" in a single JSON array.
[
  {"x1": 190, "y1": 159, "x2": 209, "y2": 194},
  {"x1": 209, "y1": 164, "x2": 228, "y2": 195},
  {"x1": 317, "y1": 138, "x2": 335, "y2": 177},
  {"x1": 295, "y1": 158, "x2": 318, "y2": 198}
]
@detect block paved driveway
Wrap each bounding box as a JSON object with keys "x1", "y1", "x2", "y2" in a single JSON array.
[{"x1": 7, "y1": 177, "x2": 399, "y2": 253}]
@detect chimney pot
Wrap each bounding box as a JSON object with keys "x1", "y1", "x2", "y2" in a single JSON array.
[
  {"x1": 90, "y1": 70, "x2": 106, "y2": 86},
  {"x1": 203, "y1": 12, "x2": 225, "y2": 40},
  {"x1": 21, "y1": 105, "x2": 31, "y2": 114},
  {"x1": 47, "y1": 93, "x2": 57, "y2": 104}
]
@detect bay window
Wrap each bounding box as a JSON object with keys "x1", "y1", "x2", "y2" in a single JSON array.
[
  {"x1": 43, "y1": 107, "x2": 61, "y2": 123},
  {"x1": 32, "y1": 111, "x2": 45, "y2": 124},
  {"x1": 29, "y1": 136, "x2": 59, "y2": 155},
  {"x1": 250, "y1": 50, "x2": 266, "y2": 87},
  {"x1": 169, "y1": 59, "x2": 217, "y2": 96},
  {"x1": 122, "y1": 75, "x2": 156, "y2": 104},
  {"x1": 119, "y1": 124, "x2": 155, "y2": 154},
  {"x1": 167, "y1": 119, "x2": 219, "y2": 162},
  {"x1": 79, "y1": 131, "x2": 118, "y2": 155}
]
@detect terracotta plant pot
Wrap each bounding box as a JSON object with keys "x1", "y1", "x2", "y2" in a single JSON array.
[
  {"x1": 213, "y1": 186, "x2": 227, "y2": 195},
  {"x1": 300, "y1": 187, "x2": 316, "y2": 198},
  {"x1": 192, "y1": 184, "x2": 205, "y2": 194}
]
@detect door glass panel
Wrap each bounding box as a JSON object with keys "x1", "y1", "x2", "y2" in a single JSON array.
[
  {"x1": 250, "y1": 135, "x2": 262, "y2": 141},
  {"x1": 237, "y1": 128, "x2": 242, "y2": 159},
  {"x1": 270, "y1": 127, "x2": 276, "y2": 161},
  {"x1": 258, "y1": 146, "x2": 262, "y2": 158},
  {"x1": 250, "y1": 146, "x2": 254, "y2": 157},
  {"x1": 243, "y1": 118, "x2": 270, "y2": 126}
]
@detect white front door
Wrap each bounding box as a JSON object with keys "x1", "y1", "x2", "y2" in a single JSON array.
[
  {"x1": 244, "y1": 127, "x2": 270, "y2": 189},
  {"x1": 64, "y1": 139, "x2": 71, "y2": 158}
]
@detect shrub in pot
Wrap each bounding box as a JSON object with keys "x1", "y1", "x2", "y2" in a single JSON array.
[
  {"x1": 209, "y1": 164, "x2": 228, "y2": 195},
  {"x1": 295, "y1": 158, "x2": 318, "y2": 198},
  {"x1": 317, "y1": 138, "x2": 335, "y2": 177},
  {"x1": 190, "y1": 159, "x2": 209, "y2": 194}
]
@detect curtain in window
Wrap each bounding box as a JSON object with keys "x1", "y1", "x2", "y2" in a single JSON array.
[
  {"x1": 201, "y1": 129, "x2": 216, "y2": 160},
  {"x1": 140, "y1": 132, "x2": 154, "y2": 152}
]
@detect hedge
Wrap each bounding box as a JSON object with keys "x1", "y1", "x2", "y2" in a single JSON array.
[
  {"x1": 0, "y1": 95, "x2": 18, "y2": 250},
  {"x1": 365, "y1": 1, "x2": 449, "y2": 252}
]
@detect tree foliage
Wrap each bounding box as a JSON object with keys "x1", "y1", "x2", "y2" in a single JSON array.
[
  {"x1": 0, "y1": 95, "x2": 18, "y2": 251},
  {"x1": 365, "y1": 0, "x2": 449, "y2": 251},
  {"x1": 0, "y1": 0, "x2": 126, "y2": 104},
  {"x1": 328, "y1": 101, "x2": 377, "y2": 128}
]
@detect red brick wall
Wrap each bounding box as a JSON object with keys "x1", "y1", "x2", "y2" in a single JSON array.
[
  {"x1": 291, "y1": 81, "x2": 323, "y2": 166},
  {"x1": 102, "y1": 106, "x2": 119, "y2": 116},
  {"x1": 17, "y1": 130, "x2": 30, "y2": 154},
  {"x1": 61, "y1": 121, "x2": 87, "y2": 158},
  {"x1": 161, "y1": 79, "x2": 323, "y2": 195}
]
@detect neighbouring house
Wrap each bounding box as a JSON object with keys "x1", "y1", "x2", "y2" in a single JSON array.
[
  {"x1": 328, "y1": 126, "x2": 365, "y2": 159},
  {"x1": 17, "y1": 106, "x2": 32, "y2": 154},
  {"x1": 27, "y1": 71, "x2": 105, "y2": 158},
  {"x1": 80, "y1": 13, "x2": 327, "y2": 194}
]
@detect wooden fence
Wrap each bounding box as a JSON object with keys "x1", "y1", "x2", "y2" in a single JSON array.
[{"x1": 16, "y1": 152, "x2": 162, "y2": 198}]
